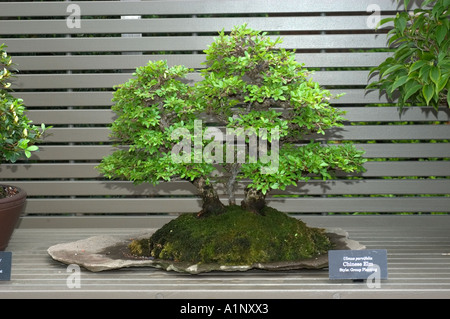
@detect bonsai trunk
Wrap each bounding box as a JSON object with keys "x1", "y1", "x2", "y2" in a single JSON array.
[
  {"x1": 225, "y1": 163, "x2": 241, "y2": 206},
  {"x1": 192, "y1": 176, "x2": 226, "y2": 218},
  {"x1": 241, "y1": 187, "x2": 266, "y2": 215}
]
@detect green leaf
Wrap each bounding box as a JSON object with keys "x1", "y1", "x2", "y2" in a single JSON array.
[
  {"x1": 377, "y1": 17, "x2": 394, "y2": 29},
  {"x1": 429, "y1": 66, "x2": 441, "y2": 86},
  {"x1": 18, "y1": 139, "x2": 29, "y2": 149},
  {"x1": 436, "y1": 25, "x2": 447, "y2": 45},
  {"x1": 381, "y1": 64, "x2": 404, "y2": 78},
  {"x1": 419, "y1": 64, "x2": 431, "y2": 82},
  {"x1": 409, "y1": 60, "x2": 427, "y2": 74},
  {"x1": 423, "y1": 0, "x2": 436, "y2": 7},
  {"x1": 26, "y1": 145, "x2": 39, "y2": 152},
  {"x1": 403, "y1": 83, "x2": 422, "y2": 101},
  {"x1": 395, "y1": 14, "x2": 407, "y2": 34},
  {"x1": 422, "y1": 84, "x2": 434, "y2": 105},
  {"x1": 395, "y1": 46, "x2": 415, "y2": 63},
  {"x1": 437, "y1": 75, "x2": 448, "y2": 92},
  {"x1": 390, "y1": 75, "x2": 409, "y2": 92}
]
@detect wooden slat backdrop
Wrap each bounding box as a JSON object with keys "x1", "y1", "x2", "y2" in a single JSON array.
[{"x1": 0, "y1": 0, "x2": 449, "y2": 219}]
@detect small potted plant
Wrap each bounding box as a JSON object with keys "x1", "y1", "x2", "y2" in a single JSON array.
[{"x1": 0, "y1": 44, "x2": 50, "y2": 251}]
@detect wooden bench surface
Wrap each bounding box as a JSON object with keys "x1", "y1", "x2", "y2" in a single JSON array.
[{"x1": 2, "y1": 215, "x2": 450, "y2": 299}]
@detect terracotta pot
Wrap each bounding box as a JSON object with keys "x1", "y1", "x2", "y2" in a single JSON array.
[{"x1": 0, "y1": 185, "x2": 27, "y2": 251}]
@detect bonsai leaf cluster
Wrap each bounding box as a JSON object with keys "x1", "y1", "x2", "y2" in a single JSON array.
[
  {"x1": 98, "y1": 24, "x2": 366, "y2": 217},
  {"x1": 0, "y1": 44, "x2": 49, "y2": 165},
  {"x1": 367, "y1": 0, "x2": 449, "y2": 110}
]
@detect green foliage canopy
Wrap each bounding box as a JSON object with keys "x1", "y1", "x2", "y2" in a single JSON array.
[
  {"x1": 98, "y1": 25, "x2": 366, "y2": 205},
  {"x1": 367, "y1": 0, "x2": 450, "y2": 110}
]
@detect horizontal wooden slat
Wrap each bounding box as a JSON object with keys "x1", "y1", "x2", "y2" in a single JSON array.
[
  {"x1": 26, "y1": 107, "x2": 450, "y2": 125},
  {"x1": 36, "y1": 125, "x2": 450, "y2": 142},
  {"x1": 12, "y1": 179, "x2": 450, "y2": 196},
  {"x1": 0, "y1": 34, "x2": 388, "y2": 53},
  {"x1": 307, "y1": 125, "x2": 450, "y2": 141},
  {"x1": 354, "y1": 161, "x2": 450, "y2": 177},
  {"x1": 341, "y1": 107, "x2": 450, "y2": 122},
  {"x1": 274, "y1": 197, "x2": 450, "y2": 213},
  {"x1": 28, "y1": 110, "x2": 116, "y2": 125},
  {"x1": 12, "y1": 74, "x2": 131, "y2": 90},
  {"x1": 11, "y1": 71, "x2": 375, "y2": 89},
  {"x1": 28, "y1": 145, "x2": 115, "y2": 160},
  {"x1": 13, "y1": 92, "x2": 114, "y2": 107},
  {"x1": 1, "y1": 161, "x2": 449, "y2": 179},
  {"x1": 14, "y1": 55, "x2": 210, "y2": 71},
  {"x1": 40, "y1": 128, "x2": 110, "y2": 142},
  {"x1": 12, "y1": 52, "x2": 394, "y2": 71},
  {"x1": 25, "y1": 143, "x2": 450, "y2": 161},
  {"x1": 14, "y1": 89, "x2": 392, "y2": 108},
  {"x1": 23, "y1": 197, "x2": 450, "y2": 214},
  {"x1": 0, "y1": 0, "x2": 416, "y2": 17},
  {"x1": 359, "y1": 143, "x2": 450, "y2": 158},
  {"x1": 0, "y1": 16, "x2": 394, "y2": 35}
]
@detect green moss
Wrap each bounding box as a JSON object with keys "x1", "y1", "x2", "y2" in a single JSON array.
[
  {"x1": 128, "y1": 237, "x2": 151, "y2": 256},
  {"x1": 129, "y1": 205, "x2": 332, "y2": 265}
]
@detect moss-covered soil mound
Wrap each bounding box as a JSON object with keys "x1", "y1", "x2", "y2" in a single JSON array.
[{"x1": 129, "y1": 205, "x2": 332, "y2": 265}]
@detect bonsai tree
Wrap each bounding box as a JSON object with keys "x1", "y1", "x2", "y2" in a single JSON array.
[
  {"x1": 0, "y1": 44, "x2": 49, "y2": 198},
  {"x1": 367, "y1": 0, "x2": 449, "y2": 110},
  {"x1": 98, "y1": 25, "x2": 366, "y2": 265}
]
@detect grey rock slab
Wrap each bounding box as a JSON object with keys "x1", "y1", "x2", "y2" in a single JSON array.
[{"x1": 47, "y1": 228, "x2": 365, "y2": 274}]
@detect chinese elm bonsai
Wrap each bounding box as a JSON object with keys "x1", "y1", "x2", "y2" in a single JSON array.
[{"x1": 97, "y1": 25, "x2": 366, "y2": 265}]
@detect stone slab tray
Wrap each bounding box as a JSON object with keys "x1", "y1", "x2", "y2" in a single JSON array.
[{"x1": 47, "y1": 228, "x2": 365, "y2": 274}]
